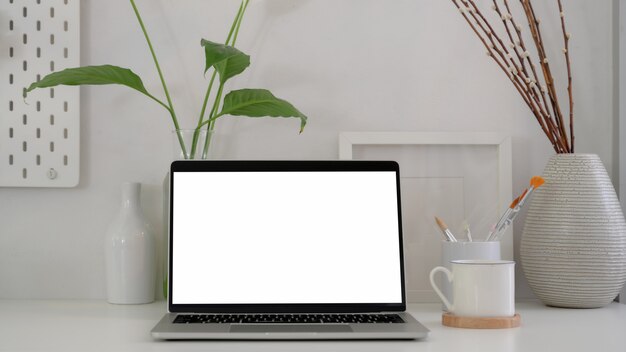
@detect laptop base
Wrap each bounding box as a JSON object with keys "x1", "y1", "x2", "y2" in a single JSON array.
[{"x1": 151, "y1": 312, "x2": 429, "y2": 340}]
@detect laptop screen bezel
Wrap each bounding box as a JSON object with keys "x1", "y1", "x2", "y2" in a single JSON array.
[{"x1": 168, "y1": 160, "x2": 407, "y2": 313}]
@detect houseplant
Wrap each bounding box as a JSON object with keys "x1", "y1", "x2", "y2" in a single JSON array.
[
  {"x1": 26, "y1": 0, "x2": 307, "y2": 160},
  {"x1": 450, "y1": 0, "x2": 626, "y2": 307},
  {"x1": 26, "y1": 0, "x2": 308, "y2": 300}
]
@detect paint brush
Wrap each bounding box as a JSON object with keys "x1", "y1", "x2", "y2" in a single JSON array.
[
  {"x1": 435, "y1": 216, "x2": 458, "y2": 242},
  {"x1": 516, "y1": 176, "x2": 545, "y2": 209},
  {"x1": 463, "y1": 221, "x2": 473, "y2": 242},
  {"x1": 491, "y1": 176, "x2": 545, "y2": 241},
  {"x1": 486, "y1": 195, "x2": 522, "y2": 241}
]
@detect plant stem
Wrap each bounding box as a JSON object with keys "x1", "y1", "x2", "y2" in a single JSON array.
[
  {"x1": 129, "y1": 0, "x2": 187, "y2": 158},
  {"x1": 225, "y1": 1, "x2": 247, "y2": 45},
  {"x1": 192, "y1": 0, "x2": 247, "y2": 158},
  {"x1": 190, "y1": 71, "x2": 217, "y2": 158},
  {"x1": 199, "y1": 0, "x2": 250, "y2": 158},
  {"x1": 202, "y1": 83, "x2": 225, "y2": 159},
  {"x1": 194, "y1": 0, "x2": 244, "y2": 126},
  {"x1": 231, "y1": 0, "x2": 249, "y2": 46}
]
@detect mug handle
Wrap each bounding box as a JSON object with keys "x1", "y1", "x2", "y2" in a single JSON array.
[{"x1": 429, "y1": 266, "x2": 454, "y2": 312}]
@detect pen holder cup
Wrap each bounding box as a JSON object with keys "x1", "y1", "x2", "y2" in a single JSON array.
[{"x1": 439, "y1": 241, "x2": 501, "y2": 311}]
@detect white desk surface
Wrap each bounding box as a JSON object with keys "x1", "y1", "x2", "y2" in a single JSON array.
[{"x1": 1, "y1": 300, "x2": 625, "y2": 352}]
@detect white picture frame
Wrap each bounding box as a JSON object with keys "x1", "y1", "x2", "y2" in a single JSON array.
[{"x1": 339, "y1": 132, "x2": 513, "y2": 302}]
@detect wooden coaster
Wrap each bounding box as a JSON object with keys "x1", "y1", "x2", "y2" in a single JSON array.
[{"x1": 442, "y1": 312, "x2": 521, "y2": 329}]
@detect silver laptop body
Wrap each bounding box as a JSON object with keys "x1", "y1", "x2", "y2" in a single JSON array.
[{"x1": 151, "y1": 160, "x2": 429, "y2": 340}]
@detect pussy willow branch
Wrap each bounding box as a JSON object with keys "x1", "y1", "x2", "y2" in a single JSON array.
[
  {"x1": 557, "y1": 0, "x2": 574, "y2": 152},
  {"x1": 452, "y1": 0, "x2": 554, "y2": 148},
  {"x1": 455, "y1": 0, "x2": 534, "y2": 113},
  {"x1": 491, "y1": 0, "x2": 563, "y2": 150},
  {"x1": 455, "y1": 0, "x2": 564, "y2": 152},
  {"x1": 502, "y1": 0, "x2": 550, "y2": 111},
  {"x1": 450, "y1": 0, "x2": 573, "y2": 153},
  {"x1": 502, "y1": 0, "x2": 562, "y2": 149},
  {"x1": 460, "y1": 1, "x2": 567, "y2": 152},
  {"x1": 521, "y1": 0, "x2": 569, "y2": 151},
  {"x1": 496, "y1": 0, "x2": 554, "y2": 132}
]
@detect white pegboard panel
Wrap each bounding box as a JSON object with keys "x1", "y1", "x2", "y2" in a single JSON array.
[{"x1": 1, "y1": 0, "x2": 80, "y2": 187}]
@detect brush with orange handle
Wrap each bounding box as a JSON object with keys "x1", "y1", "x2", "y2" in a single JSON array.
[
  {"x1": 516, "y1": 176, "x2": 545, "y2": 209},
  {"x1": 489, "y1": 176, "x2": 545, "y2": 241},
  {"x1": 486, "y1": 195, "x2": 523, "y2": 241}
]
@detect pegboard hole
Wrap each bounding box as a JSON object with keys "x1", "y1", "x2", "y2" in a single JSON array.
[
  {"x1": 22, "y1": 141, "x2": 27, "y2": 152},
  {"x1": 64, "y1": 128, "x2": 68, "y2": 139},
  {"x1": 50, "y1": 60, "x2": 55, "y2": 71},
  {"x1": 23, "y1": 60, "x2": 27, "y2": 71},
  {"x1": 22, "y1": 87, "x2": 26, "y2": 98},
  {"x1": 36, "y1": 74, "x2": 41, "y2": 82},
  {"x1": 23, "y1": 33, "x2": 27, "y2": 44},
  {"x1": 50, "y1": 142, "x2": 55, "y2": 152},
  {"x1": 50, "y1": 34, "x2": 55, "y2": 45},
  {"x1": 64, "y1": 48, "x2": 68, "y2": 58},
  {"x1": 22, "y1": 114, "x2": 27, "y2": 125},
  {"x1": 9, "y1": 20, "x2": 13, "y2": 31},
  {"x1": 64, "y1": 101, "x2": 68, "y2": 112},
  {"x1": 50, "y1": 114, "x2": 55, "y2": 125},
  {"x1": 23, "y1": 6, "x2": 27, "y2": 18},
  {"x1": 9, "y1": 128, "x2": 14, "y2": 138},
  {"x1": 50, "y1": 88, "x2": 54, "y2": 98},
  {"x1": 36, "y1": 128, "x2": 41, "y2": 138},
  {"x1": 37, "y1": 20, "x2": 41, "y2": 31},
  {"x1": 36, "y1": 155, "x2": 41, "y2": 166},
  {"x1": 9, "y1": 100, "x2": 13, "y2": 111},
  {"x1": 9, "y1": 155, "x2": 14, "y2": 166},
  {"x1": 36, "y1": 101, "x2": 41, "y2": 112},
  {"x1": 9, "y1": 46, "x2": 14, "y2": 58},
  {"x1": 64, "y1": 155, "x2": 68, "y2": 166},
  {"x1": 64, "y1": 21, "x2": 68, "y2": 32},
  {"x1": 9, "y1": 74, "x2": 14, "y2": 84},
  {"x1": 22, "y1": 168, "x2": 27, "y2": 179},
  {"x1": 50, "y1": 7, "x2": 55, "y2": 18},
  {"x1": 37, "y1": 47, "x2": 41, "y2": 58}
]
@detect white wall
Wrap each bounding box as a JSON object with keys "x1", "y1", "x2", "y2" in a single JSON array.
[{"x1": 0, "y1": 0, "x2": 616, "y2": 300}]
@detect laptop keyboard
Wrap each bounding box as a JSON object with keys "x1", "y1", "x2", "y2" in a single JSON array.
[{"x1": 173, "y1": 313, "x2": 405, "y2": 324}]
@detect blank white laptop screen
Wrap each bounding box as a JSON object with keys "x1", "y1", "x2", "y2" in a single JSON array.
[{"x1": 172, "y1": 171, "x2": 403, "y2": 305}]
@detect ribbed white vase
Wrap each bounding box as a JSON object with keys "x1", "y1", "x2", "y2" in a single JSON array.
[{"x1": 521, "y1": 154, "x2": 626, "y2": 308}]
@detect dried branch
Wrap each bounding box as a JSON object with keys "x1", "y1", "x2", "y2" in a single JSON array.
[
  {"x1": 450, "y1": 0, "x2": 574, "y2": 153},
  {"x1": 557, "y1": 0, "x2": 574, "y2": 152},
  {"x1": 521, "y1": 0, "x2": 569, "y2": 152},
  {"x1": 452, "y1": 1, "x2": 556, "y2": 150},
  {"x1": 501, "y1": 0, "x2": 557, "y2": 143}
]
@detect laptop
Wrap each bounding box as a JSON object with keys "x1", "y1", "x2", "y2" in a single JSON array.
[{"x1": 151, "y1": 160, "x2": 429, "y2": 340}]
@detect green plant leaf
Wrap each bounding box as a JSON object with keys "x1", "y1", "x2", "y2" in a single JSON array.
[
  {"x1": 26, "y1": 64, "x2": 150, "y2": 95},
  {"x1": 201, "y1": 39, "x2": 250, "y2": 84},
  {"x1": 217, "y1": 89, "x2": 307, "y2": 132}
]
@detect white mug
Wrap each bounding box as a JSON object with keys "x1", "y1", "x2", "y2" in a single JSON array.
[
  {"x1": 440, "y1": 241, "x2": 501, "y2": 309},
  {"x1": 430, "y1": 260, "x2": 515, "y2": 317}
]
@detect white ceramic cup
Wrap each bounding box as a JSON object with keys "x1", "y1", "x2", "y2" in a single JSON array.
[
  {"x1": 430, "y1": 260, "x2": 515, "y2": 317},
  {"x1": 440, "y1": 241, "x2": 501, "y2": 308}
]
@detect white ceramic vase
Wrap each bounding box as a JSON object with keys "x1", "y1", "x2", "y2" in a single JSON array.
[
  {"x1": 521, "y1": 154, "x2": 626, "y2": 308},
  {"x1": 105, "y1": 182, "x2": 156, "y2": 304}
]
